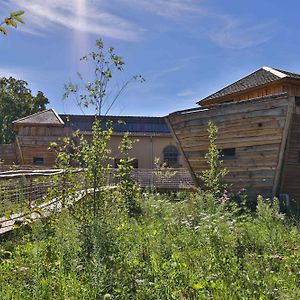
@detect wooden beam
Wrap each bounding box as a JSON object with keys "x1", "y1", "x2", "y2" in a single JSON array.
[
  {"x1": 15, "y1": 136, "x2": 24, "y2": 165},
  {"x1": 272, "y1": 97, "x2": 295, "y2": 196}
]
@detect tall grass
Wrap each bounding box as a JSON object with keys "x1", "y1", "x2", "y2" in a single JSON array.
[{"x1": 0, "y1": 190, "x2": 300, "y2": 299}]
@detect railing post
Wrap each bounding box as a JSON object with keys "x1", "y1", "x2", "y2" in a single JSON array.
[{"x1": 28, "y1": 176, "x2": 33, "y2": 209}]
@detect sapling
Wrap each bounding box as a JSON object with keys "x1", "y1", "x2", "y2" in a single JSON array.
[{"x1": 199, "y1": 121, "x2": 228, "y2": 198}]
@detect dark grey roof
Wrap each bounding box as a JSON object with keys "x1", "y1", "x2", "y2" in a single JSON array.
[
  {"x1": 273, "y1": 68, "x2": 300, "y2": 79},
  {"x1": 199, "y1": 66, "x2": 300, "y2": 104},
  {"x1": 13, "y1": 109, "x2": 64, "y2": 126},
  {"x1": 60, "y1": 114, "x2": 170, "y2": 134}
]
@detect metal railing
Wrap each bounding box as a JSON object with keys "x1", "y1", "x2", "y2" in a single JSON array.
[{"x1": 0, "y1": 167, "x2": 194, "y2": 234}]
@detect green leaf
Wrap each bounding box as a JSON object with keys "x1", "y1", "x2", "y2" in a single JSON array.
[
  {"x1": 0, "y1": 27, "x2": 8, "y2": 35},
  {"x1": 9, "y1": 20, "x2": 18, "y2": 28},
  {"x1": 14, "y1": 16, "x2": 25, "y2": 24},
  {"x1": 193, "y1": 283, "x2": 204, "y2": 290},
  {"x1": 10, "y1": 10, "x2": 25, "y2": 17}
]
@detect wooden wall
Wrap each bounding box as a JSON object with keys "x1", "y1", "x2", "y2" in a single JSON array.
[
  {"x1": 201, "y1": 81, "x2": 300, "y2": 107},
  {"x1": 0, "y1": 144, "x2": 17, "y2": 164},
  {"x1": 280, "y1": 106, "x2": 300, "y2": 204},
  {"x1": 16, "y1": 126, "x2": 67, "y2": 166},
  {"x1": 167, "y1": 95, "x2": 292, "y2": 199}
]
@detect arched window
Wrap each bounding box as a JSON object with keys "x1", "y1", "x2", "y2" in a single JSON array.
[{"x1": 163, "y1": 145, "x2": 179, "y2": 167}]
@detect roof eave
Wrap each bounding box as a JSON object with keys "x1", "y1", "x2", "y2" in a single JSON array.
[{"x1": 197, "y1": 78, "x2": 285, "y2": 107}]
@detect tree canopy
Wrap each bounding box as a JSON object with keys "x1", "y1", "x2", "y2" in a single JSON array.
[{"x1": 0, "y1": 77, "x2": 49, "y2": 144}]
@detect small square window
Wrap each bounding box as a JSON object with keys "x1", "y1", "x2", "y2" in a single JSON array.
[
  {"x1": 220, "y1": 148, "x2": 236, "y2": 159},
  {"x1": 33, "y1": 157, "x2": 44, "y2": 165}
]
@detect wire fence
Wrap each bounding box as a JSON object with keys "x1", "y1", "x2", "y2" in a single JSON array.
[{"x1": 0, "y1": 168, "x2": 194, "y2": 234}]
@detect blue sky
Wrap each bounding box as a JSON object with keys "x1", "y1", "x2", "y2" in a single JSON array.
[{"x1": 1, "y1": 0, "x2": 300, "y2": 116}]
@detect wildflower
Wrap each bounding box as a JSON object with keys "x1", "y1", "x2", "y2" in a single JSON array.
[
  {"x1": 135, "y1": 279, "x2": 144, "y2": 285},
  {"x1": 219, "y1": 190, "x2": 229, "y2": 203}
]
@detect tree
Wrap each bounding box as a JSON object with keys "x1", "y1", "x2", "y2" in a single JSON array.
[
  {"x1": 0, "y1": 77, "x2": 49, "y2": 144},
  {"x1": 199, "y1": 122, "x2": 228, "y2": 197},
  {"x1": 0, "y1": 11, "x2": 24, "y2": 35},
  {"x1": 64, "y1": 39, "x2": 144, "y2": 116}
]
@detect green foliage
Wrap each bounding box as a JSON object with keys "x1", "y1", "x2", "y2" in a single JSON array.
[
  {"x1": 199, "y1": 121, "x2": 228, "y2": 197},
  {"x1": 0, "y1": 77, "x2": 49, "y2": 143},
  {"x1": 1, "y1": 192, "x2": 300, "y2": 299},
  {"x1": 79, "y1": 119, "x2": 113, "y2": 217},
  {"x1": 115, "y1": 132, "x2": 141, "y2": 217},
  {"x1": 0, "y1": 11, "x2": 24, "y2": 35},
  {"x1": 153, "y1": 157, "x2": 177, "y2": 188},
  {"x1": 64, "y1": 38, "x2": 144, "y2": 115}
]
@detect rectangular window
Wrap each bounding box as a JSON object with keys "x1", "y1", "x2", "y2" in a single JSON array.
[
  {"x1": 33, "y1": 157, "x2": 44, "y2": 165},
  {"x1": 298, "y1": 151, "x2": 300, "y2": 163},
  {"x1": 220, "y1": 148, "x2": 236, "y2": 159}
]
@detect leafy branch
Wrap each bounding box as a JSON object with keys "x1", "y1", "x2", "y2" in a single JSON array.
[
  {"x1": 0, "y1": 11, "x2": 25, "y2": 35},
  {"x1": 64, "y1": 39, "x2": 144, "y2": 116},
  {"x1": 199, "y1": 122, "x2": 228, "y2": 197}
]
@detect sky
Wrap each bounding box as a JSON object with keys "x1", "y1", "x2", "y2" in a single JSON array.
[{"x1": 1, "y1": 0, "x2": 300, "y2": 117}]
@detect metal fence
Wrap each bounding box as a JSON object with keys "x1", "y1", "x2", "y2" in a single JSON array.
[
  {"x1": 0, "y1": 168, "x2": 194, "y2": 211},
  {"x1": 0, "y1": 167, "x2": 194, "y2": 234}
]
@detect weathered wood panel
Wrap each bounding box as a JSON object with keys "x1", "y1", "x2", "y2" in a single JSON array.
[
  {"x1": 0, "y1": 144, "x2": 17, "y2": 164},
  {"x1": 20, "y1": 145, "x2": 57, "y2": 166},
  {"x1": 15, "y1": 126, "x2": 68, "y2": 166},
  {"x1": 280, "y1": 113, "x2": 300, "y2": 202},
  {"x1": 167, "y1": 95, "x2": 292, "y2": 199}
]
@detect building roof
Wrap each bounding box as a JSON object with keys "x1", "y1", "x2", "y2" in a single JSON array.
[
  {"x1": 13, "y1": 109, "x2": 170, "y2": 134},
  {"x1": 198, "y1": 66, "x2": 300, "y2": 105},
  {"x1": 60, "y1": 114, "x2": 171, "y2": 134},
  {"x1": 13, "y1": 109, "x2": 65, "y2": 127}
]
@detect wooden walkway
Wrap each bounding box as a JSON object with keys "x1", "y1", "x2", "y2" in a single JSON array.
[
  {"x1": 0, "y1": 168, "x2": 194, "y2": 235},
  {"x1": 0, "y1": 186, "x2": 117, "y2": 235}
]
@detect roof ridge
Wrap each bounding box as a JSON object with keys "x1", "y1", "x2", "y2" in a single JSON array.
[
  {"x1": 198, "y1": 67, "x2": 265, "y2": 104},
  {"x1": 13, "y1": 109, "x2": 51, "y2": 123},
  {"x1": 197, "y1": 66, "x2": 297, "y2": 105},
  {"x1": 262, "y1": 66, "x2": 287, "y2": 78},
  {"x1": 59, "y1": 114, "x2": 165, "y2": 119},
  {"x1": 13, "y1": 108, "x2": 64, "y2": 125},
  {"x1": 50, "y1": 109, "x2": 65, "y2": 125}
]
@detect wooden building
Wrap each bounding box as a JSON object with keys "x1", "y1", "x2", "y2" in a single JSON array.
[
  {"x1": 10, "y1": 109, "x2": 185, "y2": 169},
  {"x1": 167, "y1": 66, "x2": 300, "y2": 202}
]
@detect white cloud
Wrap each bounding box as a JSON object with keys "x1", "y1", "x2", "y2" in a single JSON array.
[
  {"x1": 208, "y1": 16, "x2": 276, "y2": 49},
  {"x1": 119, "y1": 0, "x2": 204, "y2": 18},
  {"x1": 5, "y1": 0, "x2": 277, "y2": 49},
  {"x1": 118, "y1": 0, "x2": 277, "y2": 49},
  {"x1": 6, "y1": 0, "x2": 142, "y2": 40}
]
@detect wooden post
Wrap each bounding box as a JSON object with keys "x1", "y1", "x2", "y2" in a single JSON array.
[{"x1": 272, "y1": 97, "x2": 295, "y2": 197}]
